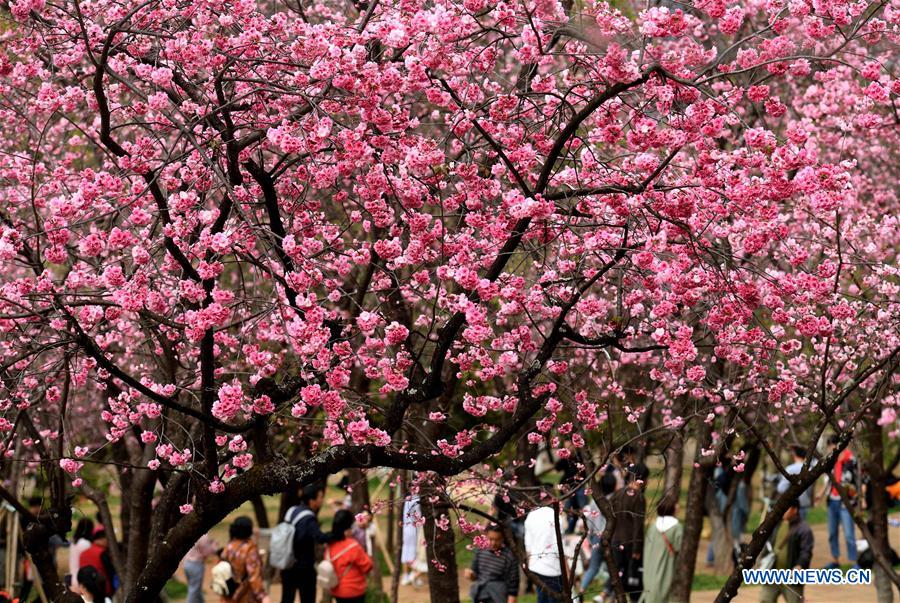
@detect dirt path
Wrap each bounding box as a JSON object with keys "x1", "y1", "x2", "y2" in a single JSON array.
[{"x1": 691, "y1": 583, "x2": 881, "y2": 602}]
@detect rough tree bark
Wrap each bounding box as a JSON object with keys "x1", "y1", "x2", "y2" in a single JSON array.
[
  {"x1": 707, "y1": 486, "x2": 734, "y2": 575},
  {"x1": 421, "y1": 479, "x2": 460, "y2": 603},
  {"x1": 390, "y1": 472, "x2": 405, "y2": 603},
  {"x1": 417, "y1": 373, "x2": 461, "y2": 603},
  {"x1": 347, "y1": 467, "x2": 371, "y2": 512},
  {"x1": 670, "y1": 420, "x2": 714, "y2": 603},
  {"x1": 862, "y1": 403, "x2": 895, "y2": 602},
  {"x1": 515, "y1": 437, "x2": 540, "y2": 488},
  {"x1": 250, "y1": 495, "x2": 270, "y2": 529},
  {"x1": 124, "y1": 472, "x2": 156, "y2": 591},
  {"x1": 662, "y1": 412, "x2": 686, "y2": 501}
]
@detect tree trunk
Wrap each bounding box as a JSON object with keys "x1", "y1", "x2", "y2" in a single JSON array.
[
  {"x1": 347, "y1": 467, "x2": 371, "y2": 511},
  {"x1": 390, "y1": 476, "x2": 404, "y2": 603},
  {"x1": 670, "y1": 422, "x2": 714, "y2": 603},
  {"x1": 707, "y1": 487, "x2": 734, "y2": 575},
  {"x1": 387, "y1": 478, "x2": 396, "y2": 552},
  {"x1": 278, "y1": 490, "x2": 299, "y2": 523},
  {"x1": 124, "y1": 470, "x2": 156, "y2": 592},
  {"x1": 420, "y1": 479, "x2": 460, "y2": 603},
  {"x1": 865, "y1": 404, "x2": 895, "y2": 603},
  {"x1": 663, "y1": 419, "x2": 686, "y2": 501},
  {"x1": 251, "y1": 495, "x2": 270, "y2": 529},
  {"x1": 414, "y1": 373, "x2": 460, "y2": 602},
  {"x1": 21, "y1": 520, "x2": 82, "y2": 603}
]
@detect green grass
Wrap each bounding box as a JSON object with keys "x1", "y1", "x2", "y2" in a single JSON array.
[
  {"x1": 164, "y1": 579, "x2": 188, "y2": 600},
  {"x1": 692, "y1": 572, "x2": 730, "y2": 591}
]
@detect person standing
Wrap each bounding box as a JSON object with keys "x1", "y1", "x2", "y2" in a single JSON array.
[
  {"x1": 818, "y1": 436, "x2": 858, "y2": 568},
  {"x1": 69, "y1": 518, "x2": 94, "y2": 589},
  {"x1": 282, "y1": 483, "x2": 335, "y2": 603},
  {"x1": 79, "y1": 528, "x2": 116, "y2": 598},
  {"x1": 731, "y1": 471, "x2": 751, "y2": 544},
  {"x1": 183, "y1": 533, "x2": 220, "y2": 603},
  {"x1": 555, "y1": 442, "x2": 586, "y2": 534},
  {"x1": 579, "y1": 472, "x2": 617, "y2": 601},
  {"x1": 219, "y1": 517, "x2": 269, "y2": 603},
  {"x1": 326, "y1": 510, "x2": 374, "y2": 603},
  {"x1": 776, "y1": 446, "x2": 816, "y2": 520},
  {"x1": 759, "y1": 500, "x2": 813, "y2": 603},
  {"x1": 351, "y1": 510, "x2": 374, "y2": 554},
  {"x1": 493, "y1": 487, "x2": 530, "y2": 594},
  {"x1": 640, "y1": 495, "x2": 682, "y2": 603},
  {"x1": 609, "y1": 463, "x2": 648, "y2": 602},
  {"x1": 706, "y1": 457, "x2": 736, "y2": 566},
  {"x1": 281, "y1": 483, "x2": 332, "y2": 603},
  {"x1": 524, "y1": 498, "x2": 565, "y2": 603},
  {"x1": 400, "y1": 495, "x2": 424, "y2": 586},
  {"x1": 76, "y1": 566, "x2": 111, "y2": 603},
  {"x1": 466, "y1": 524, "x2": 519, "y2": 603}
]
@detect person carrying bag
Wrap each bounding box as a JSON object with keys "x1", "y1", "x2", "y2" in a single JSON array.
[
  {"x1": 215, "y1": 517, "x2": 270, "y2": 603},
  {"x1": 321, "y1": 510, "x2": 374, "y2": 603}
]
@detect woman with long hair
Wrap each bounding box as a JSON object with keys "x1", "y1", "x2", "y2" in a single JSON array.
[
  {"x1": 76, "y1": 566, "x2": 110, "y2": 603},
  {"x1": 69, "y1": 518, "x2": 94, "y2": 588}
]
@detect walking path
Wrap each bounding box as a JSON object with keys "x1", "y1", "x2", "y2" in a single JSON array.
[{"x1": 691, "y1": 583, "x2": 880, "y2": 602}]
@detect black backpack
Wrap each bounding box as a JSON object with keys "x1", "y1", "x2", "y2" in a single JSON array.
[{"x1": 840, "y1": 457, "x2": 859, "y2": 499}]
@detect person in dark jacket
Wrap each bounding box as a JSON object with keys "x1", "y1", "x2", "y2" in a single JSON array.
[
  {"x1": 466, "y1": 524, "x2": 519, "y2": 603},
  {"x1": 760, "y1": 500, "x2": 814, "y2": 603},
  {"x1": 609, "y1": 463, "x2": 649, "y2": 602},
  {"x1": 281, "y1": 483, "x2": 336, "y2": 603},
  {"x1": 555, "y1": 441, "x2": 586, "y2": 534}
]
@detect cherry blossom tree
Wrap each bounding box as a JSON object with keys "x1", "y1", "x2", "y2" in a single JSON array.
[{"x1": 0, "y1": 0, "x2": 897, "y2": 600}]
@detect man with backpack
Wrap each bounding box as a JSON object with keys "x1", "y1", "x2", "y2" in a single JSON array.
[
  {"x1": 818, "y1": 436, "x2": 858, "y2": 569},
  {"x1": 759, "y1": 499, "x2": 814, "y2": 603},
  {"x1": 776, "y1": 446, "x2": 817, "y2": 520},
  {"x1": 277, "y1": 483, "x2": 336, "y2": 603}
]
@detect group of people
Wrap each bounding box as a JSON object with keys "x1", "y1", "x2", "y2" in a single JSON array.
[
  {"x1": 67, "y1": 518, "x2": 116, "y2": 603},
  {"x1": 478, "y1": 436, "x2": 883, "y2": 603},
  {"x1": 5, "y1": 502, "x2": 115, "y2": 603},
  {"x1": 519, "y1": 460, "x2": 669, "y2": 603},
  {"x1": 182, "y1": 483, "x2": 375, "y2": 603},
  {"x1": 477, "y1": 451, "x2": 679, "y2": 603},
  {"x1": 21, "y1": 434, "x2": 883, "y2": 603}
]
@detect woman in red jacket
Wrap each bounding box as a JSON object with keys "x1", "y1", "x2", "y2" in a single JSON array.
[{"x1": 327, "y1": 510, "x2": 373, "y2": 603}]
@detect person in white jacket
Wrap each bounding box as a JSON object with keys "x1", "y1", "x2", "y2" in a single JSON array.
[
  {"x1": 524, "y1": 495, "x2": 567, "y2": 603},
  {"x1": 68, "y1": 518, "x2": 94, "y2": 589}
]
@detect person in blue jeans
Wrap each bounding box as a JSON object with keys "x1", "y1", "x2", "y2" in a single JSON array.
[
  {"x1": 182, "y1": 533, "x2": 218, "y2": 603},
  {"x1": 556, "y1": 441, "x2": 587, "y2": 534},
  {"x1": 579, "y1": 472, "x2": 618, "y2": 600},
  {"x1": 819, "y1": 436, "x2": 858, "y2": 568}
]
